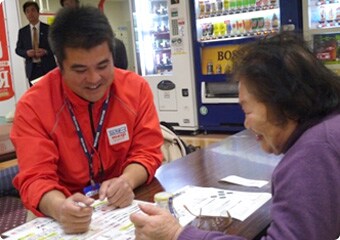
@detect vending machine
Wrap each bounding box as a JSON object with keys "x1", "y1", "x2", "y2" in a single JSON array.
[
  {"x1": 129, "y1": 0, "x2": 199, "y2": 132},
  {"x1": 303, "y1": 0, "x2": 340, "y2": 74},
  {"x1": 191, "y1": 0, "x2": 302, "y2": 132}
]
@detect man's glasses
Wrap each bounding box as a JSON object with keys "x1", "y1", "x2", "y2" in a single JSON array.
[{"x1": 184, "y1": 205, "x2": 233, "y2": 232}]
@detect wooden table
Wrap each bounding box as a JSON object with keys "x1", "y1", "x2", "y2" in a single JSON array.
[
  {"x1": 0, "y1": 119, "x2": 16, "y2": 163},
  {"x1": 134, "y1": 130, "x2": 282, "y2": 239}
]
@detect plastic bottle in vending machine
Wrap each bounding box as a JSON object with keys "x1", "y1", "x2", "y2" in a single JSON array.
[
  {"x1": 199, "y1": 1, "x2": 205, "y2": 16},
  {"x1": 207, "y1": 60, "x2": 214, "y2": 74},
  {"x1": 262, "y1": 0, "x2": 269, "y2": 7},
  {"x1": 243, "y1": 0, "x2": 250, "y2": 10},
  {"x1": 216, "y1": 64, "x2": 222, "y2": 74},
  {"x1": 255, "y1": 0, "x2": 262, "y2": 8},
  {"x1": 223, "y1": 0, "x2": 230, "y2": 12},
  {"x1": 216, "y1": 0, "x2": 223, "y2": 14},
  {"x1": 270, "y1": 0, "x2": 277, "y2": 5},
  {"x1": 236, "y1": 0, "x2": 243, "y2": 11},
  {"x1": 249, "y1": 0, "x2": 256, "y2": 9},
  {"x1": 328, "y1": 8, "x2": 334, "y2": 24},
  {"x1": 205, "y1": 0, "x2": 211, "y2": 15},
  {"x1": 272, "y1": 13, "x2": 279, "y2": 28},
  {"x1": 230, "y1": 0, "x2": 237, "y2": 11},
  {"x1": 211, "y1": 1, "x2": 217, "y2": 15}
]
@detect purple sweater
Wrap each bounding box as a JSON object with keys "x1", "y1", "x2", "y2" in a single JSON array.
[{"x1": 179, "y1": 113, "x2": 340, "y2": 240}]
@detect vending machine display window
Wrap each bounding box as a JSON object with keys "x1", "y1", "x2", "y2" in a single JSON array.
[
  {"x1": 195, "y1": 0, "x2": 280, "y2": 44},
  {"x1": 303, "y1": 0, "x2": 340, "y2": 74},
  {"x1": 192, "y1": 0, "x2": 302, "y2": 132}
]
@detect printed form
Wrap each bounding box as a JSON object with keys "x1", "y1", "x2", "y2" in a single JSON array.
[
  {"x1": 2, "y1": 199, "x2": 141, "y2": 240},
  {"x1": 2, "y1": 186, "x2": 271, "y2": 239}
]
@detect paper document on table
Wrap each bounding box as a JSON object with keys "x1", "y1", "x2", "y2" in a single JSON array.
[
  {"x1": 172, "y1": 185, "x2": 271, "y2": 221},
  {"x1": 220, "y1": 175, "x2": 269, "y2": 188},
  {"x1": 2, "y1": 199, "x2": 146, "y2": 240}
]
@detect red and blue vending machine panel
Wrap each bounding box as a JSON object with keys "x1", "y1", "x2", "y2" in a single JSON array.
[{"x1": 190, "y1": 0, "x2": 302, "y2": 132}]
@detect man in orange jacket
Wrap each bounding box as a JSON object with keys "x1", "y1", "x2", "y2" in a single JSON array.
[{"x1": 11, "y1": 6, "x2": 163, "y2": 234}]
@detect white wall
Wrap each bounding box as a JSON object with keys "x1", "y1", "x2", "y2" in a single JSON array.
[{"x1": 103, "y1": 1, "x2": 134, "y2": 70}]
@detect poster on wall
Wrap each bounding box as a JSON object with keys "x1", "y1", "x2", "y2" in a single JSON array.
[{"x1": 0, "y1": 2, "x2": 15, "y2": 101}]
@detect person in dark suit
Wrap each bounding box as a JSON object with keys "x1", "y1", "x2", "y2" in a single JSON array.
[
  {"x1": 60, "y1": 0, "x2": 80, "y2": 8},
  {"x1": 113, "y1": 37, "x2": 128, "y2": 70},
  {"x1": 15, "y1": 1, "x2": 56, "y2": 87}
]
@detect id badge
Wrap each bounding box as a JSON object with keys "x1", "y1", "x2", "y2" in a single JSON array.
[{"x1": 83, "y1": 183, "x2": 101, "y2": 197}]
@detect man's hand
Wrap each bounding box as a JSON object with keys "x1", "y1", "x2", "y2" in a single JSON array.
[
  {"x1": 39, "y1": 191, "x2": 94, "y2": 234},
  {"x1": 35, "y1": 48, "x2": 47, "y2": 57},
  {"x1": 26, "y1": 49, "x2": 35, "y2": 57},
  {"x1": 57, "y1": 193, "x2": 95, "y2": 234},
  {"x1": 99, "y1": 176, "x2": 135, "y2": 208}
]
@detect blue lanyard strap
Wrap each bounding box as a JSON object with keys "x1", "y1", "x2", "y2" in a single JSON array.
[{"x1": 66, "y1": 93, "x2": 110, "y2": 186}]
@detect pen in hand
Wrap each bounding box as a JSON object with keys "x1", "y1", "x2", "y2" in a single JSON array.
[{"x1": 74, "y1": 201, "x2": 95, "y2": 208}]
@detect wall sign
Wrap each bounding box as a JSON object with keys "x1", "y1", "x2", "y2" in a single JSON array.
[
  {"x1": 201, "y1": 43, "x2": 240, "y2": 75},
  {"x1": 0, "y1": 2, "x2": 15, "y2": 101}
]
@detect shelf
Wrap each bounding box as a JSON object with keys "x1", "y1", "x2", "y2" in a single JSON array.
[
  {"x1": 152, "y1": 31, "x2": 170, "y2": 36},
  {"x1": 199, "y1": 28, "x2": 279, "y2": 43},
  {"x1": 155, "y1": 48, "x2": 171, "y2": 51}
]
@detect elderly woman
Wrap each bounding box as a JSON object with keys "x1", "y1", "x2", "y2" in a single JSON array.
[{"x1": 130, "y1": 32, "x2": 340, "y2": 240}]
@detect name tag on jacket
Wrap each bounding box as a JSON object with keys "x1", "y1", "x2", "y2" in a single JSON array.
[{"x1": 106, "y1": 124, "x2": 129, "y2": 145}]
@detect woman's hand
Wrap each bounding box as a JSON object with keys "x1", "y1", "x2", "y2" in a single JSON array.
[{"x1": 130, "y1": 203, "x2": 183, "y2": 240}]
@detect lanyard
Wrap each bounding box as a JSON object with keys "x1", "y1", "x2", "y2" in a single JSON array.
[{"x1": 66, "y1": 93, "x2": 110, "y2": 186}]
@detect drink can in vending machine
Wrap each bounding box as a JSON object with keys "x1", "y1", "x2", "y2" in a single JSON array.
[
  {"x1": 231, "y1": 21, "x2": 237, "y2": 35},
  {"x1": 207, "y1": 22, "x2": 214, "y2": 37},
  {"x1": 257, "y1": 17, "x2": 265, "y2": 31},
  {"x1": 201, "y1": 23, "x2": 208, "y2": 40},
  {"x1": 251, "y1": 18, "x2": 258, "y2": 31},
  {"x1": 225, "y1": 20, "x2": 232, "y2": 35},
  {"x1": 244, "y1": 19, "x2": 252, "y2": 33},
  {"x1": 213, "y1": 22, "x2": 220, "y2": 38},
  {"x1": 219, "y1": 22, "x2": 226, "y2": 36}
]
